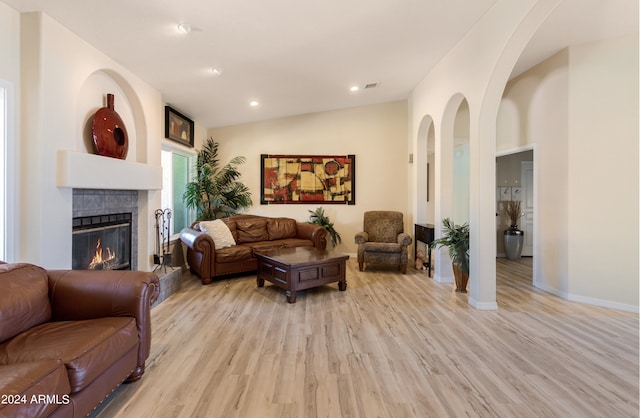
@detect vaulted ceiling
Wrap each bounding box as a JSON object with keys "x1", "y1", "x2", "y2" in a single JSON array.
[{"x1": 2, "y1": 0, "x2": 637, "y2": 128}]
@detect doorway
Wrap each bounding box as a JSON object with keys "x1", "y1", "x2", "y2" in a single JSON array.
[{"x1": 496, "y1": 148, "x2": 535, "y2": 282}]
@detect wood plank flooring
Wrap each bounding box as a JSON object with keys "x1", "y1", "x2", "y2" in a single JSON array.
[{"x1": 94, "y1": 258, "x2": 639, "y2": 417}]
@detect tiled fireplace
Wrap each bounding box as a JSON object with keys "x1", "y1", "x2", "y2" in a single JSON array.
[
  {"x1": 72, "y1": 189, "x2": 139, "y2": 270},
  {"x1": 72, "y1": 212, "x2": 132, "y2": 270}
]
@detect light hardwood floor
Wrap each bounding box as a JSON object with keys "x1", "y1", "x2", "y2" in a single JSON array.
[{"x1": 95, "y1": 258, "x2": 639, "y2": 418}]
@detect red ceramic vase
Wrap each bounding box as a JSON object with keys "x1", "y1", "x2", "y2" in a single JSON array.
[{"x1": 91, "y1": 93, "x2": 129, "y2": 159}]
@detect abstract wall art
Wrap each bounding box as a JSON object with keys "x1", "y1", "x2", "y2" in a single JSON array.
[{"x1": 260, "y1": 154, "x2": 356, "y2": 205}]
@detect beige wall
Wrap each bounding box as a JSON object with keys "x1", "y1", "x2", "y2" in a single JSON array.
[
  {"x1": 567, "y1": 35, "x2": 639, "y2": 308},
  {"x1": 208, "y1": 101, "x2": 409, "y2": 254},
  {"x1": 497, "y1": 49, "x2": 570, "y2": 296},
  {"x1": 0, "y1": 3, "x2": 19, "y2": 79},
  {"x1": 497, "y1": 36, "x2": 639, "y2": 311}
]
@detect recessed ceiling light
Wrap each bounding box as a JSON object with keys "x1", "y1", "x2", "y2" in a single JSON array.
[
  {"x1": 177, "y1": 23, "x2": 192, "y2": 34},
  {"x1": 350, "y1": 86, "x2": 359, "y2": 92},
  {"x1": 210, "y1": 67, "x2": 223, "y2": 76},
  {"x1": 249, "y1": 100, "x2": 259, "y2": 107}
]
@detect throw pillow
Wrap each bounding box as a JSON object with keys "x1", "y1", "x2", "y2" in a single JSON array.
[{"x1": 199, "y1": 220, "x2": 236, "y2": 249}]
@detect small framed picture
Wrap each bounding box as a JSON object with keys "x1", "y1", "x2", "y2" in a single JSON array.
[
  {"x1": 165, "y1": 106, "x2": 194, "y2": 147},
  {"x1": 500, "y1": 186, "x2": 512, "y2": 201},
  {"x1": 511, "y1": 186, "x2": 522, "y2": 201}
]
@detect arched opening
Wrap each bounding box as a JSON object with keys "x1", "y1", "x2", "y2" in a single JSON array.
[
  {"x1": 416, "y1": 115, "x2": 434, "y2": 224},
  {"x1": 433, "y1": 93, "x2": 469, "y2": 286},
  {"x1": 452, "y1": 99, "x2": 470, "y2": 225}
]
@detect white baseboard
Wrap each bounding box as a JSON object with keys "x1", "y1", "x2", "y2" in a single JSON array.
[
  {"x1": 535, "y1": 282, "x2": 638, "y2": 313},
  {"x1": 469, "y1": 297, "x2": 498, "y2": 311},
  {"x1": 433, "y1": 273, "x2": 453, "y2": 284}
]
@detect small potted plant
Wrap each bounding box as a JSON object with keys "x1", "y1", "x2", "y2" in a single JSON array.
[
  {"x1": 430, "y1": 218, "x2": 469, "y2": 293},
  {"x1": 308, "y1": 207, "x2": 342, "y2": 248},
  {"x1": 504, "y1": 200, "x2": 524, "y2": 260}
]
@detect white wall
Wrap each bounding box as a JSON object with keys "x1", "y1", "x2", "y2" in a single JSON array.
[
  {"x1": 16, "y1": 12, "x2": 167, "y2": 270},
  {"x1": 497, "y1": 36, "x2": 639, "y2": 311},
  {"x1": 0, "y1": 2, "x2": 20, "y2": 262},
  {"x1": 209, "y1": 101, "x2": 409, "y2": 254}
]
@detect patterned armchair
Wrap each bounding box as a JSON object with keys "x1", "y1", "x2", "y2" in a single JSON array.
[{"x1": 355, "y1": 211, "x2": 412, "y2": 274}]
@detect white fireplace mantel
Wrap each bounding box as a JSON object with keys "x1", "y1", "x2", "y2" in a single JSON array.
[{"x1": 57, "y1": 150, "x2": 162, "y2": 190}]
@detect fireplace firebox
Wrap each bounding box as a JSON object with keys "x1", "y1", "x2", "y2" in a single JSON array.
[{"x1": 72, "y1": 213, "x2": 132, "y2": 270}]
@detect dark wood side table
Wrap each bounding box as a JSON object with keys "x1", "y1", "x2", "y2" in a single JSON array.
[
  {"x1": 414, "y1": 223, "x2": 434, "y2": 277},
  {"x1": 255, "y1": 247, "x2": 349, "y2": 303}
]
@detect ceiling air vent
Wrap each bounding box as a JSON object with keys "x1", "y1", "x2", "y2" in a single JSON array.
[{"x1": 364, "y1": 82, "x2": 380, "y2": 89}]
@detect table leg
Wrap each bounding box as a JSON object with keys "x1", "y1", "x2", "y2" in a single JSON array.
[
  {"x1": 338, "y1": 280, "x2": 347, "y2": 291},
  {"x1": 257, "y1": 277, "x2": 264, "y2": 287},
  {"x1": 286, "y1": 290, "x2": 296, "y2": 303}
]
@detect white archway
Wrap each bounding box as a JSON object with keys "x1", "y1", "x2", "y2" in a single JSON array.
[
  {"x1": 410, "y1": 0, "x2": 563, "y2": 309},
  {"x1": 415, "y1": 115, "x2": 433, "y2": 224}
]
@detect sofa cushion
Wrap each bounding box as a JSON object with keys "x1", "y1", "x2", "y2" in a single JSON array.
[
  {"x1": 220, "y1": 219, "x2": 238, "y2": 242},
  {"x1": 362, "y1": 242, "x2": 401, "y2": 253},
  {"x1": 242, "y1": 241, "x2": 287, "y2": 253},
  {"x1": 235, "y1": 219, "x2": 268, "y2": 243},
  {"x1": 215, "y1": 245, "x2": 254, "y2": 263},
  {"x1": 0, "y1": 360, "x2": 70, "y2": 418},
  {"x1": 267, "y1": 218, "x2": 297, "y2": 240},
  {"x1": 0, "y1": 317, "x2": 138, "y2": 393},
  {"x1": 199, "y1": 219, "x2": 236, "y2": 249},
  {"x1": 281, "y1": 238, "x2": 315, "y2": 248},
  {"x1": 0, "y1": 263, "x2": 52, "y2": 343}
]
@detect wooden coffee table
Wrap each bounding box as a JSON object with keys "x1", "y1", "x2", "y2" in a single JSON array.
[{"x1": 255, "y1": 247, "x2": 349, "y2": 303}]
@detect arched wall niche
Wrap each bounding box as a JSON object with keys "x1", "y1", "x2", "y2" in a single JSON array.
[{"x1": 76, "y1": 69, "x2": 148, "y2": 163}]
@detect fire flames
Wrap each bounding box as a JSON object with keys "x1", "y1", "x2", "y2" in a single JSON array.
[{"x1": 88, "y1": 238, "x2": 117, "y2": 270}]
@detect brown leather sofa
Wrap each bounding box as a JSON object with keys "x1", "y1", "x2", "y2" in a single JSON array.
[
  {"x1": 180, "y1": 214, "x2": 327, "y2": 284},
  {"x1": 0, "y1": 262, "x2": 159, "y2": 418}
]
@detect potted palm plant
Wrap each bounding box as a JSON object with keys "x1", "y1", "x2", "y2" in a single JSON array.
[
  {"x1": 504, "y1": 200, "x2": 524, "y2": 260},
  {"x1": 430, "y1": 218, "x2": 469, "y2": 293},
  {"x1": 308, "y1": 207, "x2": 342, "y2": 248},
  {"x1": 183, "y1": 137, "x2": 252, "y2": 220}
]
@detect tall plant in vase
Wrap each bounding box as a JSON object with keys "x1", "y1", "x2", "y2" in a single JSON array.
[
  {"x1": 183, "y1": 138, "x2": 252, "y2": 221},
  {"x1": 430, "y1": 218, "x2": 470, "y2": 293},
  {"x1": 504, "y1": 200, "x2": 524, "y2": 260}
]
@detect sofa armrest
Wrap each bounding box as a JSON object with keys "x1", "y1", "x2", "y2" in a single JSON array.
[
  {"x1": 295, "y1": 223, "x2": 327, "y2": 250},
  {"x1": 180, "y1": 227, "x2": 215, "y2": 253},
  {"x1": 180, "y1": 227, "x2": 216, "y2": 282},
  {"x1": 355, "y1": 231, "x2": 369, "y2": 245},
  {"x1": 397, "y1": 233, "x2": 412, "y2": 246},
  {"x1": 46, "y1": 270, "x2": 159, "y2": 379}
]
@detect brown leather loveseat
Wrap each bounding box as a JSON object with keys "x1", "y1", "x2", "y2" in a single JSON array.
[
  {"x1": 180, "y1": 214, "x2": 327, "y2": 284},
  {"x1": 0, "y1": 262, "x2": 159, "y2": 418}
]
